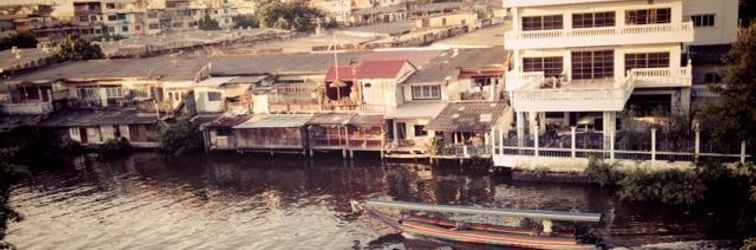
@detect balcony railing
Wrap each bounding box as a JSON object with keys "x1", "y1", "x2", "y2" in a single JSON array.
[
  {"x1": 505, "y1": 22, "x2": 695, "y2": 49},
  {"x1": 628, "y1": 66, "x2": 692, "y2": 88},
  {"x1": 2, "y1": 101, "x2": 53, "y2": 115}
]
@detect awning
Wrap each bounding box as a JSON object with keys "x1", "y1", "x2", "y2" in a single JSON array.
[
  {"x1": 426, "y1": 102, "x2": 507, "y2": 132},
  {"x1": 385, "y1": 102, "x2": 447, "y2": 119},
  {"x1": 234, "y1": 114, "x2": 313, "y2": 129},
  {"x1": 308, "y1": 113, "x2": 356, "y2": 126},
  {"x1": 348, "y1": 114, "x2": 384, "y2": 127},
  {"x1": 203, "y1": 115, "x2": 252, "y2": 129}
]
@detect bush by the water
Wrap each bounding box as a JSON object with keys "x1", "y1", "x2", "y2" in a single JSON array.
[
  {"x1": 158, "y1": 119, "x2": 203, "y2": 157},
  {"x1": 616, "y1": 167, "x2": 707, "y2": 206},
  {"x1": 585, "y1": 157, "x2": 622, "y2": 187},
  {"x1": 96, "y1": 138, "x2": 132, "y2": 160}
]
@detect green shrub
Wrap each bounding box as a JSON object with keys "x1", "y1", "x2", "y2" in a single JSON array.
[
  {"x1": 617, "y1": 168, "x2": 707, "y2": 206},
  {"x1": 158, "y1": 119, "x2": 202, "y2": 157},
  {"x1": 584, "y1": 157, "x2": 622, "y2": 187},
  {"x1": 97, "y1": 138, "x2": 132, "y2": 160}
]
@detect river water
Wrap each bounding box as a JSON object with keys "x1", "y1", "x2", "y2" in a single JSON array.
[{"x1": 3, "y1": 153, "x2": 736, "y2": 249}]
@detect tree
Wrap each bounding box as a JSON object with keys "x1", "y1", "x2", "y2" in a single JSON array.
[
  {"x1": 53, "y1": 35, "x2": 104, "y2": 61},
  {"x1": 158, "y1": 119, "x2": 203, "y2": 157},
  {"x1": 255, "y1": 1, "x2": 323, "y2": 32},
  {"x1": 233, "y1": 14, "x2": 259, "y2": 29},
  {"x1": 198, "y1": 14, "x2": 221, "y2": 31},
  {"x1": 0, "y1": 32, "x2": 37, "y2": 51},
  {"x1": 703, "y1": 23, "x2": 756, "y2": 155},
  {"x1": 741, "y1": 0, "x2": 756, "y2": 27}
]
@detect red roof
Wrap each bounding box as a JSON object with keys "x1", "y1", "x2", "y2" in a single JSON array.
[
  {"x1": 355, "y1": 60, "x2": 411, "y2": 79},
  {"x1": 325, "y1": 66, "x2": 356, "y2": 82}
]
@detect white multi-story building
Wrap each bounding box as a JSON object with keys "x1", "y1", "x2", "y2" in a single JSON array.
[{"x1": 503, "y1": 0, "x2": 738, "y2": 148}]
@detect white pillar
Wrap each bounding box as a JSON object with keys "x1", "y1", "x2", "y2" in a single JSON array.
[
  {"x1": 651, "y1": 128, "x2": 657, "y2": 163},
  {"x1": 603, "y1": 111, "x2": 616, "y2": 151},
  {"x1": 571, "y1": 126, "x2": 576, "y2": 158},
  {"x1": 534, "y1": 128, "x2": 539, "y2": 157},
  {"x1": 516, "y1": 112, "x2": 525, "y2": 147},
  {"x1": 741, "y1": 141, "x2": 747, "y2": 164},
  {"x1": 498, "y1": 128, "x2": 504, "y2": 155},
  {"x1": 490, "y1": 127, "x2": 495, "y2": 154},
  {"x1": 694, "y1": 125, "x2": 700, "y2": 163},
  {"x1": 610, "y1": 130, "x2": 615, "y2": 160}
]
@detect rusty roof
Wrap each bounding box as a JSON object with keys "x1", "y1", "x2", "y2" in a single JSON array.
[
  {"x1": 355, "y1": 60, "x2": 412, "y2": 79},
  {"x1": 425, "y1": 102, "x2": 507, "y2": 132}
]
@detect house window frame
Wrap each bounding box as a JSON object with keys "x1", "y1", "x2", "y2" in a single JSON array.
[
  {"x1": 571, "y1": 50, "x2": 614, "y2": 80},
  {"x1": 625, "y1": 8, "x2": 671, "y2": 25},
  {"x1": 572, "y1": 11, "x2": 615, "y2": 29},
  {"x1": 105, "y1": 87, "x2": 123, "y2": 98},
  {"x1": 207, "y1": 91, "x2": 222, "y2": 102},
  {"x1": 414, "y1": 125, "x2": 427, "y2": 137},
  {"x1": 522, "y1": 15, "x2": 563, "y2": 31},
  {"x1": 624, "y1": 52, "x2": 670, "y2": 73},
  {"x1": 411, "y1": 85, "x2": 441, "y2": 100},
  {"x1": 691, "y1": 14, "x2": 715, "y2": 27},
  {"x1": 523, "y1": 56, "x2": 564, "y2": 78}
]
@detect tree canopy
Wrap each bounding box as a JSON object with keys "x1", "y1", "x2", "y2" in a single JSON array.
[
  {"x1": 233, "y1": 14, "x2": 260, "y2": 29},
  {"x1": 199, "y1": 14, "x2": 221, "y2": 31},
  {"x1": 703, "y1": 22, "x2": 756, "y2": 155},
  {"x1": 158, "y1": 119, "x2": 203, "y2": 157},
  {"x1": 53, "y1": 35, "x2": 104, "y2": 61},
  {"x1": 0, "y1": 32, "x2": 37, "y2": 51},
  {"x1": 256, "y1": 1, "x2": 323, "y2": 32}
]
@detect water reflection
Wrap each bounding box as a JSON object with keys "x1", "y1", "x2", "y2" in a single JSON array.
[{"x1": 5, "y1": 152, "x2": 726, "y2": 249}]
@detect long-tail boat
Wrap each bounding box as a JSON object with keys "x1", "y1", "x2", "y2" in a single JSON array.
[{"x1": 353, "y1": 200, "x2": 602, "y2": 250}]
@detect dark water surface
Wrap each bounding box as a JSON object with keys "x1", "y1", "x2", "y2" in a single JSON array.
[{"x1": 4, "y1": 153, "x2": 732, "y2": 249}]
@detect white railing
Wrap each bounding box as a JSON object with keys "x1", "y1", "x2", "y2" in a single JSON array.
[
  {"x1": 505, "y1": 22, "x2": 695, "y2": 49},
  {"x1": 508, "y1": 74, "x2": 634, "y2": 112},
  {"x1": 629, "y1": 66, "x2": 692, "y2": 88},
  {"x1": 489, "y1": 127, "x2": 750, "y2": 167},
  {"x1": 505, "y1": 71, "x2": 545, "y2": 91},
  {"x1": 2, "y1": 101, "x2": 53, "y2": 115}
]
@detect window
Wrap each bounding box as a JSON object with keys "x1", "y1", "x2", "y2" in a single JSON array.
[
  {"x1": 411, "y1": 85, "x2": 441, "y2": 100},
  {"x1": 106, "y1": 3, "x2": 115, "y2": 9},
  {"x1": 108, "y1": 26, "x2": 115, "y2": 32},
  {"x1": 625, "y1": 52, "x2": 670, "y2": 72},
  {"x1": 414, "y1": 125, "x2": 427, "y2": 137},
  {"x1": 523, "y1": 57, "x2": 563, "y2": 78},
  {"x1": 173, "y1": 22, "x2": 183, "y2": 28},
  {"x1": 442, "y1": 18, "x2": 447, "y2": 26},
  {"x1": 571, "y1": 50, "x2": 614, "y2": 80},
  {"x1": 105, "y1": 87, "x2": 122, "y2": 97},
  {"x1": 626, "y1": 8, "x2": 671, "y2": 25},
  {"x1": 207, "y1": 92, "x2": 222, "y2": 101},
  {"x1": 522, "y1": 15, "x2": 563, "y2": 31},
  {"x1": 79, "y1": 88, "x2": 98, "y2": 99},
  {"x1": 108, "y1": 15, "x2": 117, "y2": 21},
  {"x1": 216, "y1": 127, "x2": 232, "y2": 136},
  {"x1": 704, "y1": 72, "x2": 721, "y2": 84},
  {"x1": 691, "y1": 14, "x2": 715, "y2": 27},
  {"x1": 148, "y1": 12, "x2": 158, "y2": 18},
  {"x1": 572, "y1": 11, "x2": 615, "y2": 28},
  {"x1": 122, "y1": 26, "x2": 128, "y2": 32},
  {"x1": 79, "y1": 16, "x2": 89, "y2": 22},
  {"x1": 117, "y1": 13, "x2": 126, "y2": 20},
  {"x1": 90, "y1": 15, "x2": 98, "y2": 21},
  {"x1": 149, "y1": 23, "x2": 159, "y2": 30}
]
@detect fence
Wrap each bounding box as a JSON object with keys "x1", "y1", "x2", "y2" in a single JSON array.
[{"x1": 490, "y1": 127, "x2": 751, "y2": 164}]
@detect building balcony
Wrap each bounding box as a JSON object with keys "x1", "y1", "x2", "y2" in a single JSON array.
[
  {"x1": 505, "y1": 22, "x2": 694, "y2": 50},
  {"x1": 506, "y1": 66, "x2": 691, "y2": 112},
  {"x1": 2, "y1": 101, "x2": 53, "y2": 115},
  {"x1": 630, "y1": 66, "x2": 692, "y2": 88}
]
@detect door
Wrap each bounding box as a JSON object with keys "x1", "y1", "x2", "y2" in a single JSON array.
[
  {"x1": 79, "y1": 127, "x2": 88, "y2": 143},
  {"x1": 397, "y1": 122, "x2": 407, "y2": 140}
]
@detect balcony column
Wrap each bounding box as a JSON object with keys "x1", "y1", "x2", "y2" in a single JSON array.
[
  {"x1": 602, "y1": 111, "x2": 616, "y2": 151},
  {"x1": 528, "y1": 111, "x2": 538, "y2": 135},
  {"x1": 679, "y1": 88, "x2": 691, "y2": 118},
  {"x1": 516, "y1": 111, "x2": 525, "y2": 147},
  {"x1": 511, "y1": 7, "x2": 520, "y2": 32}
]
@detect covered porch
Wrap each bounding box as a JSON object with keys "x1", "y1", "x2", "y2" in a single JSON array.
[{"x1": 232, "y1": 114, "x2": 313, "y2": 153}]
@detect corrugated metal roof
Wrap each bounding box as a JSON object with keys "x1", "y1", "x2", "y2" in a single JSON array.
[
  {"x1": 40, "y1": 109, "x2": 158, "y2": 127},
  {"x1": 204, "y1": 115, "x2": 252, "y2": 128},
  {"x1": 355, "y1": 60, "x2": 410, "y2": 79},
  {"x1": 234, "y1": 114, "x2": 312, "y2": 129},
  {"x1": 325, "y1": 66, "x2": 356, "y2": 83},
  {"x1": 348, "y1": 114, "x2": 384, "y2": 126},
  {"x1": 386, "y1": 101, "x2": 447, "y2": 119},
  {"x1": 308, "y1": 113, "x2": 355, "y2": 126},
  {"x1": 425, "y1": 102, "x2": 507, "y2": 132}
]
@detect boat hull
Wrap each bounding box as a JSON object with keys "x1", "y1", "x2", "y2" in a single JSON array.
[{"x1": 400, "y1": 221, "x2": 596, "y2": 250}]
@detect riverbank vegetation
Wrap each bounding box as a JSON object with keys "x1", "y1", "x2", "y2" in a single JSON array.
[{"x1": 158, "y1": 119, "x2": 203, "y2": 157}]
